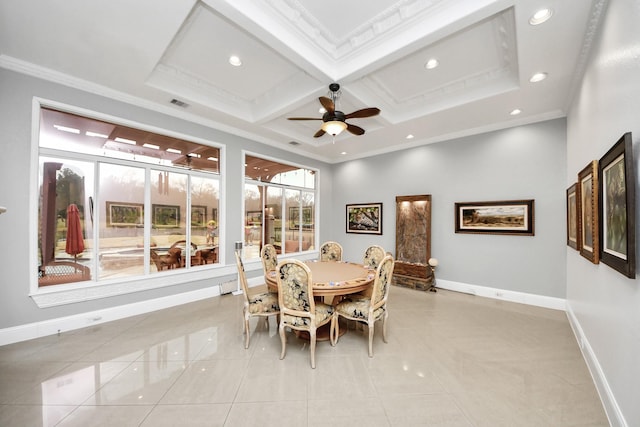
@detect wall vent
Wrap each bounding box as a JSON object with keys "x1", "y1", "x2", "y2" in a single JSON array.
[{"x1": 170, "y1": 98, "x2": 189, "y2": 108}]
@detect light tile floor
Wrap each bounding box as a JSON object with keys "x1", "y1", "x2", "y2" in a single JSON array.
[{"x1": 0, "y1": 286, "x2": 609, "y2": 426}]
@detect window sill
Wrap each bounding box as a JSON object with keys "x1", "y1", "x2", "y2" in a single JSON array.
[{"x1": 30, "y1": 264, "x2": 236, "y2": 308}]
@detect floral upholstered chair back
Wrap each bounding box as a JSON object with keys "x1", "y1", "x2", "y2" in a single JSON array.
[
  {"x1": 372, "y1": 255, "x2": 395, "y2": 307},
  {"x1": 276, "y1": 259, "x2": 315, "y2": 326},
  {"x1": 363, "y1": 245, "x2": 385, "y2": 269},
  {"x1": 261, "y1": 244, "x2": 278, "y2": 273},
  {"x1": 319, "y1": 241, "x2": 343, "y2": 262}
]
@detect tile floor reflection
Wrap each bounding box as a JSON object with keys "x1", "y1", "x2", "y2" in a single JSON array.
[{"x1": 0, "y1": 286, "x2": 609, "y2": 426}]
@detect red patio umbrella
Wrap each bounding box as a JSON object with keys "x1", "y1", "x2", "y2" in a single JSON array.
[{"x1": 65, "y1": 204, "x2": 85, "y2": 261}]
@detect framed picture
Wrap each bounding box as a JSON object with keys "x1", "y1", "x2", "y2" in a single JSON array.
[
  {"x1": 246, "y1": 211, "x2": 262, "y2": 225},
  {"x1": 578, "y1": 160, "x2": 599, "y2": 263},
  {"x1": 598, "y1": 132, "x2": 635, "y2": 277},
  {"x1": 454, "y1": 200, "x2": 535, "y2": 235},
  {"x1": 191, "y1": 205, "x2": 207, "y2": 227},
  {"x1": 346, "y1": 202, "x2": 383, "y2": 235},
  {"x1": 289, "y1": 206, "x2": 314, "y2": 229},
  {"x1": 566, "y1": 184, "x2": 579, "y2": 250},
  {"x1": 106, "y1": 202, "x2": 143, "y2": 227},
  {"x1": 211, "y1": 208, "x2": 218, "y2": 223},
  {"x1": 152, "y1": 204, "x2": 180, "y2": 228}
]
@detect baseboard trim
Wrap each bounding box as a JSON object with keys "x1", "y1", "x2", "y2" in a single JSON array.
[
  {"x1": 0, "y1": 286, "x2": 221, "y2": 346},
  {"x1": 435, "y1": 279, "x2": 566, "y2": 311},
  {"x1": 566, "y1": 305, "x2": 626, "y2": 427}
]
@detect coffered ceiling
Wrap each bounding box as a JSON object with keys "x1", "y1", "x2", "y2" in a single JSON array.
[{"x1": 0, "y1": 0, "x2": 604, "y2": 163}]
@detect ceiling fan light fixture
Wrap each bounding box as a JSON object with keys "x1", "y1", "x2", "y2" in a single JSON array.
[{"x1": 322, "y1": 120, "x2": 347, "y2": 136}]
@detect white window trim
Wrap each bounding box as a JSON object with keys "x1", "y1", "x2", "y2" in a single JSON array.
[{"x1": 30, "y1": 98, "x2": 227, "y2": 307}]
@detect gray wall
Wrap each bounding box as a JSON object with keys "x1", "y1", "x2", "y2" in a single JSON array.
[
  {"x1": 566, "y1": 0, "x2": 640, "y2": 425},
  {"x1": 0, "y1": 68, "x2": 332, "y2": 329},
  {"x1": 332, "y1": 119, "x2": 567, "y2": 298}
]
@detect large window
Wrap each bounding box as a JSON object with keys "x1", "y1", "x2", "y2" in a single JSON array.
[
  {"x1": 37, "y1": 107, "x2": 221, "y2": 287},
  {"x1": 243, "y1": 155, "x2": 316, "y2": 259}
]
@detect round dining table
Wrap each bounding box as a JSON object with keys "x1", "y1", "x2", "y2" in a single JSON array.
[
  {"x1": 265, "y1": 260, "x2": 375, "y2": 300},
  {"x1": 265, "y1": 260, "x2": 375, "y2": 341}
]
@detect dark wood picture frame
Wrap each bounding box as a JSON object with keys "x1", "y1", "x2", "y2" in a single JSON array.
[
  {"x1": 454, "y1": 200, "x2": 534, "y2": 235},
  {"x1": 152, "y1": 204, "x2": 180, "y2": 228},
  {"x1": 578, "y1": 160, "x2": 599, "y2": 263},
  {"x1": 566, "y1": 183, "x2": 579, "y2": 250},
  {"x1": 106, "y1": 201, "x2": 143, "y2": 227},
  {"x1": 346, "y1": 202, "x2": 383, "y2": 235},
  {"x1": 598, "y1": 132, "x2": 635, "y2": 277}
]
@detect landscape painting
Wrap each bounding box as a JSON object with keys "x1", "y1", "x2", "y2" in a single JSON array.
[{"x1": 455, "y1": 200, "x2": 534, "y2": 235}]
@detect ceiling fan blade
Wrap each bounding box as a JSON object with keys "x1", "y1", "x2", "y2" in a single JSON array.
[
  {"x1": 319, "y1": 97, "x2": 335, "y2": 113},
  {"x1": 288, "y1": 117, "x2": 322, "y2": 120},
  {"x1": 346, "y1": 123, "x2": 365, "y2": 135},
  {"x1": 344, "y1": 107, "x2": 380, "y2": 119},
  {"x1": 313, "y1": 128, "x2": 326, "y2": 138}
]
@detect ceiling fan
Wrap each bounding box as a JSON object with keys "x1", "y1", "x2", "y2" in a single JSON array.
[{"x1": 288, "y1": 83, "x2": 380, "y2": 138}]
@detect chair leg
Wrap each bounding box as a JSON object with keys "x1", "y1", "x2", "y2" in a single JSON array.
[
  {"x1": 382, "y1": 312, "x2": 388, "y2": 343},
  {"x1": 368, "y1": 321, "x2": 375, "y2": 358},
  {"x1": 330, "y1": 315, "x2": 337, "y2": 346},
  {"x1": 279, "y1": 322, "x2": 287, "y2": 360},
  {"x1": 243, "y1": 310, "x2": 250, "y2": 349},
  {"x1": 309, "y1": 327, "x2": 317, "y2": 369}
]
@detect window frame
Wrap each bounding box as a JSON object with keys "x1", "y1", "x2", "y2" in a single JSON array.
[
  {"x1": 242, "y1": 150, "x2": 318, "y2": 262},
  {"x1": 30, "y1": 98, "x2": 232, "y2": 308}
]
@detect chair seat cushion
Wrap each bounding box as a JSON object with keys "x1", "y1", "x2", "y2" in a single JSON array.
[
  {"x1": 248, "y1": 292, "x2": 279, "y2": 314},
  {"x1": 335, "y1": 296, "x2": 385, "y2": 320},
  {"x1": 283, "y1": 302, "x2": 333, "y2": 327}
]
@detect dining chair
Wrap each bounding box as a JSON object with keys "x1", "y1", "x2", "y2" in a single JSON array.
[
  {"x1": 260, "y1": 244, "x2": 279, "y2": 294},
  {"x1": 319, "y1": 241, "x2": 343, "y2": 262},
  {"x1": 150, "y1": 248, "x2": 181, "y2": 270},
  {"x1": 235, "y1": 252, "x2": 280, "y2": 349},
  {"x1": 332, "y1": 254, "x2": 395, "y2": 357},
  {"x1": 363, "y1": 245, "x2": 386, "y2": 269},
  {"x1": 276, "y1": 259, "x2": 335, "y2": 368}
]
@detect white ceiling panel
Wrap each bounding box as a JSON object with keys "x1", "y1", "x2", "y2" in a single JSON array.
[{"x1": 0, "y1": 0, "x2": 606, "y2": 163}]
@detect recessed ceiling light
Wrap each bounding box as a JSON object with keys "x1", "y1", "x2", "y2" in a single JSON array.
[
  {"x1": 115, "y1": 137, "x2": 136, "y2": 145},
  {"x1": 53, "y1": 124, "x2": 80, "y2": 134},
  {"x1": 86, "y1": 131, "x2": 108, "y2": 138},
  {"x1": 166, "y1": 148, "x2": 181, "y2": 154},
  {"x1": 529, "y1": 72, "x2": 548, "y2": 83},
  {"x1": 406, "y1": 134, "x2": 414, "y2": 139},
  {"x1": 319, "y1": 107, "x2": 326, "y2": 114},
  {"x1": 510, "y1": 109, "x2": 522, "y2": 116},
  {"x1": 341, "y1": 151, "x2": 347, "y2": 155},
  {"x1": 207, "y1": 157, "x2": 218, "y2": 161},
  {"x1": 229, "y1": 55, "x2": 242, "y2": 66},
  {"x1": 529, "y1": 8, "x2": 553, "y2": 25},
  {"x1": 425, "y1": 58, "x2": 439, "y2": 69},
  {"x1": 142, "y1": 143, "x2": 159, "y2": 150}
]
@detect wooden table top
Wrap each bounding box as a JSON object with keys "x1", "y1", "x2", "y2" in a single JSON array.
[{"x1": 265, "y1": 260, "x2": 375, "y2": 297}]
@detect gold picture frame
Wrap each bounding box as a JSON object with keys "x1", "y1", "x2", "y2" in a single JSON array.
[{"x1": 578, "y1": 160, "x2": 599, "y2": 263}]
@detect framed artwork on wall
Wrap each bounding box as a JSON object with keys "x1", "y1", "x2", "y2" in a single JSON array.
[
  {"x1": 454, "y1": 200, "x2": 535, "y2": 236},
  {"x1": 191, "y1": 205, "x2": 207, "y2": 227},
  {"x1": 106, "y1": 202, "x2": 143, "y2": 227},
  {"x1": 578, "y1": 160, "x2": 599, "y2": 264},
  {"x1": 152, "y1": 204, "x2": 180, "y2": 228},
  {"x1": 598, "y1": 132, "x2": 635, "y2": 278},
  {"x1": 346, "y1": 203, "x2": 382, "y2": 234},
  {"x1": 566, "y1": 183, "x2": 579, "y2": 250}
]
